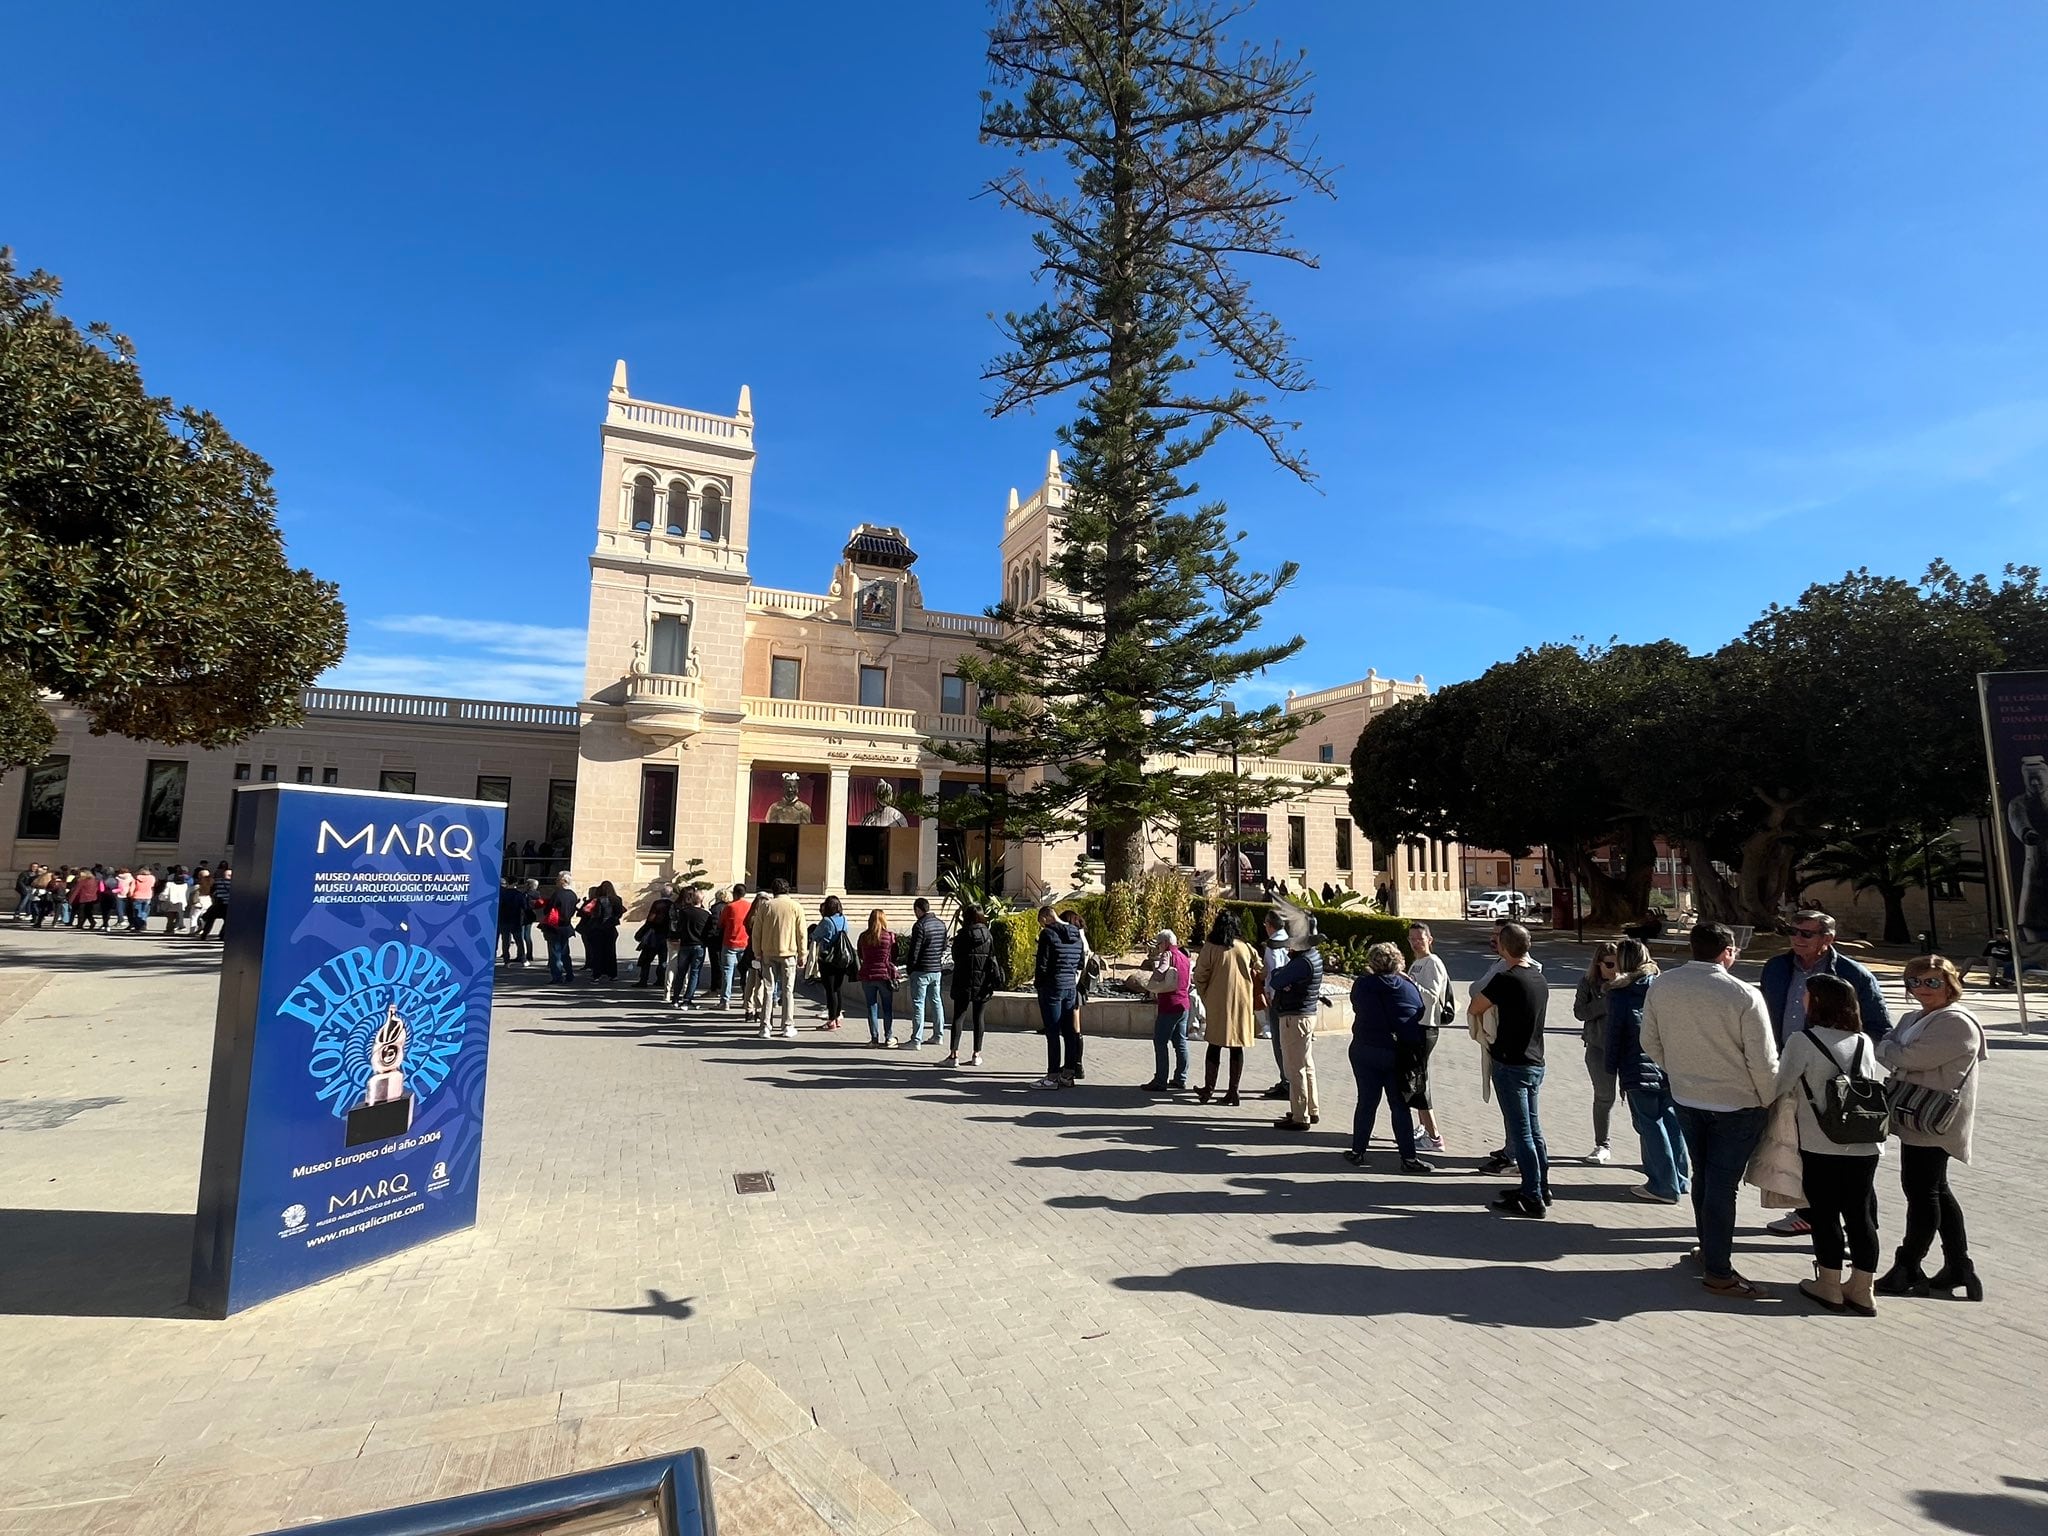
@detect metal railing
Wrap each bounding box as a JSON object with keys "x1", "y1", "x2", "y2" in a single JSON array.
[{"x1": 258, "y1": 1448, "x2": 716, "y2": 1536}]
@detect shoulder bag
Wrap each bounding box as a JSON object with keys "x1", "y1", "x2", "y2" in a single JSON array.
[{"x1": 1884, "y1": 1013, "x2": 1984, "y2": 1136}]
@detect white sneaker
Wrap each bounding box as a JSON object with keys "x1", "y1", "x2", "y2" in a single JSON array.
[
  {"x1": 969, "y1": 1053, "x2": 984, "y2": 1067},
  {"x1": 781, "y1": 1023, "x2": 797, "y2": 1038},
  {"x1": 758, "y1": 1026, "x2": 772, "y2": 1039},
  {"x1": 1766, "y1": 1212, "x2": 1812, "y2": 1236},
  {"x1": 1590, "y1": 1144, "x2": 1612, "y2": 1165},
  {"x1": 1255, "y1": 1025, "x2": 1273, "y2": 1039},
  {"x1": 1415, "y1": 1133, "x2": 1445, "y2": 1153},
  {"x1": 884, "y1": 1038, "x2": 899, "y2": 1049},
  {"x1": 1030, "y1": 1075, "x2": 1061, "y2": 1090}
]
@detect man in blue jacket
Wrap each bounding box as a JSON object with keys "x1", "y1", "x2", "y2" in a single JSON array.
[
  {"x1": 1757, "y1": 908, "x2": 1892, "y2": 1236},
  {"x1": 1032, "y1": 907, "x2": 1085, "y2": 1090}
]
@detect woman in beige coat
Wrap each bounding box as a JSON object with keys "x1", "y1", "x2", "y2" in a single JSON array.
[
  {"x1": 1875, "y1": 954, "x2": 1988, "y2": 1301},
  {"x1": 1192, "y1": 909, "x2": 1263, "y2": 1106}
]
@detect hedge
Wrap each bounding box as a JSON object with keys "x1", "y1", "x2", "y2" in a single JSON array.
[
  {"x1": 1187, "y1": 898, "x2": 1413, "y2": 968},
  {"x1": 992, "y1": 912, "x2": 1038, "y2": 989}
]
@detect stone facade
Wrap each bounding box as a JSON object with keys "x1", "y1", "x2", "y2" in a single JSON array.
[
  {"x1": 0, "y1": 694, "x2": 579, "y2": 878},
  {"x1": 2, "y1": 367, "x2": 1463, "y2": 919}
]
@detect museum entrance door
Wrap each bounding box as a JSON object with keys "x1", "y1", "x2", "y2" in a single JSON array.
[
  {"x1": 845, "y1": 827, "x2": 890, "y2": 893},
  {"x1": 757, "y1": 825, "x2": 800, "y2": 891}
]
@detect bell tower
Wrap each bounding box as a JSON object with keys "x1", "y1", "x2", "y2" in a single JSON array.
[
  {"x1": 997, "y1": 448, "x2": 1068, "y2": 612},
  {"x1": 573, "y1": 362, "x2": 757, "y2": 897}
]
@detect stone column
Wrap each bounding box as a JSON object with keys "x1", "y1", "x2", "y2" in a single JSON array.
[
  {"x1": 824, "y1": 767, "x2": 850, "y2": 895},
  {"x1": 917, "y1": 768, "x2": 943, "y2": 893},
  {"x1": 731, "y1": 760, "x2": 751, "y2": 883}
]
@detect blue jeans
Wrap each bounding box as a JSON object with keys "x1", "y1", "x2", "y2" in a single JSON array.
[
  {"x1": 1152, "y1": 1007, "x2": 1189, "y2": 1085},
  {"x1": 545, "y1": 930, "x2": 575, "y2": 982},
  {"x1": 909, "y1": 970, "x2": 944, "y2": 1043},
  {"x1": 1674, "y1": 1103, "x2": 1768, "y2": 1281},
  {"x1": 1039, "y1": 989, "x2": 1080, "y2": 1076},
  {"x1": 1491, "y1": 1062, "x2": 1549, "y2": 1200},
  {"x1": 1627, "y1": 1084, "x2": 1691, "y2": 1200},
  {"x1": 720, "y1": 949, "x2": 744, "y2": 1006},
  {"x1": 1350, "y1": 1040, "x2": 1416, "y2": 1160},
  {"x1": 669, "y1": 944, "x2": 705, "y2": 1004},
  {"x1": 864, "y1": 981, "x2": 895, "y2": 1042},
  {"x1": 127, "y1": 898, "x2": 151, "y2": 930}
]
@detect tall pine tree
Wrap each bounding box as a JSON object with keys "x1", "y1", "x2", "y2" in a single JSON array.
[{"x1": 950, "y1": 0, "x2": 1335, "y2": 886}]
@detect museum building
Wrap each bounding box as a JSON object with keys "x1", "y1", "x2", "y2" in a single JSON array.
[{"x1": 2, "y1": 367, "x2": 1462, "y2": 919}]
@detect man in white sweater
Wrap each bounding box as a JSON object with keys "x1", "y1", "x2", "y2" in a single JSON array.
[{"x1": 1641, "y1": 922, "x2": 1780, "y2": 1298}]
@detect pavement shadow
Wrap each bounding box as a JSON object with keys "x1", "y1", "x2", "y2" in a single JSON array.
[
  {"x1": 0, "y1": 1208, "x2": 198, "y2": 1318},
  {"x1": 1114, "y1": 1254, "x2": 1793, "y2": 1328},
  {"x1": 0, "y1": 942, "x2": 225, "y2": 975},
  {"x1": 1913, "y1": 1477, "x2": 2048, "y2": 1534}
]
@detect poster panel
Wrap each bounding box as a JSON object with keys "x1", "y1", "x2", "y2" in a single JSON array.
[
  {"x1": 189, "y1": 785, "x2": 505, "y2": 1316},
  {"x1": 749, "y1": 770, "x2": 825, "y2": 824},
  {"x1": 1980, "y1": 671, "x2": 2048, "y2": 978}
]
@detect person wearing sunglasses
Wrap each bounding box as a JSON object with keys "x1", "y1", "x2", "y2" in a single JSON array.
[
  {"x1": 1874, "y1": 955, "x2": 1988, "y2": 1300},
  {"x1": 1755, "y1": 910, "x2": 1893, "y2": 1237},
  {"x1": 1572, "y1": 942, "x2": 1623, "y2": 1165}
]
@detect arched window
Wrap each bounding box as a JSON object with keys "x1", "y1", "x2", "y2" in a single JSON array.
[
  {"x1": 700, "y1": 484, "x2": 724, "y2": 541},
  {"x1": 630, "y1": 476, "x2": 656, "y2": 532},
  {"x1": 1010, "y1": 566, "x2": 1022, "y2": 609},
  {"x1": 665, "y1": 480, "x2": 690, "y2": 537},
  {"x1": 1031, "y1": 554, "x2": 1044, "y2": 600}
]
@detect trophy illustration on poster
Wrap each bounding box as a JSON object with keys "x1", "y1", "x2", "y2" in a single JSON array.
[{"x1": 345, "y1": 1003, "x2": 416, "y2": 1146}]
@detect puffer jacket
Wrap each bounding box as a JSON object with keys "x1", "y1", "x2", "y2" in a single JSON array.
[
  {"x1": 1602, "y1": 970, "x2": 1663, "y2": 1092},
  {"x1": 950, "y1": 921, "x2": 995, "y2": 1006},
  {"x1": 1034, "y1": 919, "x2": 1084, "y2": 998},
  {"x1": 904, "y1": 912, "x2": 949, "y2": 973}
]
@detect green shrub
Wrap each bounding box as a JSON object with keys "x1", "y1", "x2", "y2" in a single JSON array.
[
  {"x1": 1100, "y1": 881, "x2": 1142, "y2": 956},
  {"x1": 992, "y1": 912, "x2": 1037, "y2": 989},
  {"x1": 1136, "y1": 867, "x2": 1194, "y2": 947}
]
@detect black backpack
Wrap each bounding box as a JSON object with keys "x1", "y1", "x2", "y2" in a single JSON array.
[{"x1": 1797, "y1": 1031, "x2": 1890, "y2": 1146}]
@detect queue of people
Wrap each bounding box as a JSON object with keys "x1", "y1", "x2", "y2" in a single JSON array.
[
  {"x1": 486, "y1": 869, "x2": 1992, "y2": 1309},
  {"x1": 11, "y1": 861, "x2": 231, "y2": 937}
]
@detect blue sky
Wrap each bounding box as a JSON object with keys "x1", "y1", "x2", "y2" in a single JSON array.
[{"x1": 9, "y1": 2, "x2": 2048, "y2": 704}]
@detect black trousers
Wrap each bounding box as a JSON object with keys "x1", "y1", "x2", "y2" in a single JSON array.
[
  {"x1": 1799, "y1": 1150, "x2": 1880, "y2": 1271},
  {"x1": 1899, "y1": 1142, "x2": 1970, "y2": 1268},
  {"x1": 820, "y1": 966, "x2": 847, "y2": 1021},
  {"x1": 637, "y1": 941, "x2": 667, "y2": 985}
]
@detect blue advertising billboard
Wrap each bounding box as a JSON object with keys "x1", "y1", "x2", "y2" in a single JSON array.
[{"x1": 189, "y1": 784, "x2": 505, "y2": 1317}]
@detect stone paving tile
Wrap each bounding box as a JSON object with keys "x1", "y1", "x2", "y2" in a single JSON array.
[{"x1": 2, "y1": 926, "x2": 2047, "y2": 1534}]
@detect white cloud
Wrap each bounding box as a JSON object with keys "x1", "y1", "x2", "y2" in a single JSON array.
[
  {"x1": 320, "y1": 652, "x2": 586, "y2": 705},
  {"x1": 370, "y1": 614, "x2": 586, "y2": 656}
]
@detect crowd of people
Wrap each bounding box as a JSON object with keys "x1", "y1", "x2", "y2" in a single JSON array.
[
  {"x1": 498, "y1": 870, "x2": 1991, "y2": 1314},
  {"x1": 11, "y1": 860, "x2": 232, "y2": 937}
]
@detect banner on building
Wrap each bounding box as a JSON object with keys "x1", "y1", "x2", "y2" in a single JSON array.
[
  {"x1": 1980, "y1": 671, "x2": 2048, "y2": 987},
  {"x1": 188, "y1": 785, "x2": 505, "y2": 1317},
  {"x1": 848, "y1": 775, "x2": 919, "y2": 827},
  {"x1": 749, "y1": 769, "x2": 825, "y2": 825}
]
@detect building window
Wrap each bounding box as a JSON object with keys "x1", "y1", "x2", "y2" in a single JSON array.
[
  {"x1": 295, "y1": 765, "x2": 314, "y2": 783},
  {"x1": 1086, "y1": 828, "x2": 1106, "y2": 860},
  {"x1": 227, "y1": 762, "x2": 251, "y2": 847},
  {"x1": 1288, "y1": 815, "x2": 1306, "y2": 870},
  {"x1": 259, "y1": 763, "x2": 279, "y2": 783},
  {"x1": 859, "y1": 666, "x2": 887, "y2": 708},
  {"x1": 476, "y1": 775, "x2": 511, "y2": 804},
  {"x1": 665, "y1": 480, "x2": 690, "y2": 537},
  {"x1": 546, "y1": 779, "x2": 576, "y2": 849},
  {"x1": 941, "y1": 673, "x2": 968, "y2": 716},
  {"x1": 1318, "y1": 743, "x2": 1334, "y2": 764},
  {"x1": 1334, "y1": 818, "x2": 1353, "y2": 870},
  {"x1": 700, "y1": 483, "x2": 724, "y2": 541},
  {"x1": 321, "y1": 766, "x2": 340, "y2": 786},
  {"x1": 770, "y1": 657, "x2": 801, "y2": 700},
  {"x1": 138, "y1": 760, "x2": 188, "y2": 842},
  {"x1": 16, "y1": 755, "x2": 69, "y2": 840},
  {"x1": 379, "y1": 770, "x2": 417, "y2": 794},
  {"x1": 650, "y1": 613, "x2": 689, "y2": 675},
  {"x1": 1176, "y1": 835, "x2": 1195, "y2": 868},
  {"x1": 630, "y1": 475, "x2": 656, "y2": 532},
  {"x1": 638, "y1": 765, "x2": 677, "y2": 850}
]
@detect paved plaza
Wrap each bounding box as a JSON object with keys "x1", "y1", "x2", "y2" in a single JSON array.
[{"x1": 2, "y1": 923, "x2": 2045, "y2": 1535}]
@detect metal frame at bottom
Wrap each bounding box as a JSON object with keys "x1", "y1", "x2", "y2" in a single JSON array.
[{"x1": 259, "y1": 1448, "x2": 717, "y2": 1536}]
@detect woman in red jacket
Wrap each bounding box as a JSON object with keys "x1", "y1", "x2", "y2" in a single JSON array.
[{"x1": 857, "y1": 909, "x2": 898, "y2": 1047}]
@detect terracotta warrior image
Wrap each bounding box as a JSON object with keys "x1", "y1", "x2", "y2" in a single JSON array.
[
  {"x1": 2009, "y1": 755, "x2": 2048, "y2": 942},
  {"x1": 861, "y1": 778, "x2": 908, "y2": 828},
  {"x1": 765, "y1": 772, "x2": 813, "y2": 825}
]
